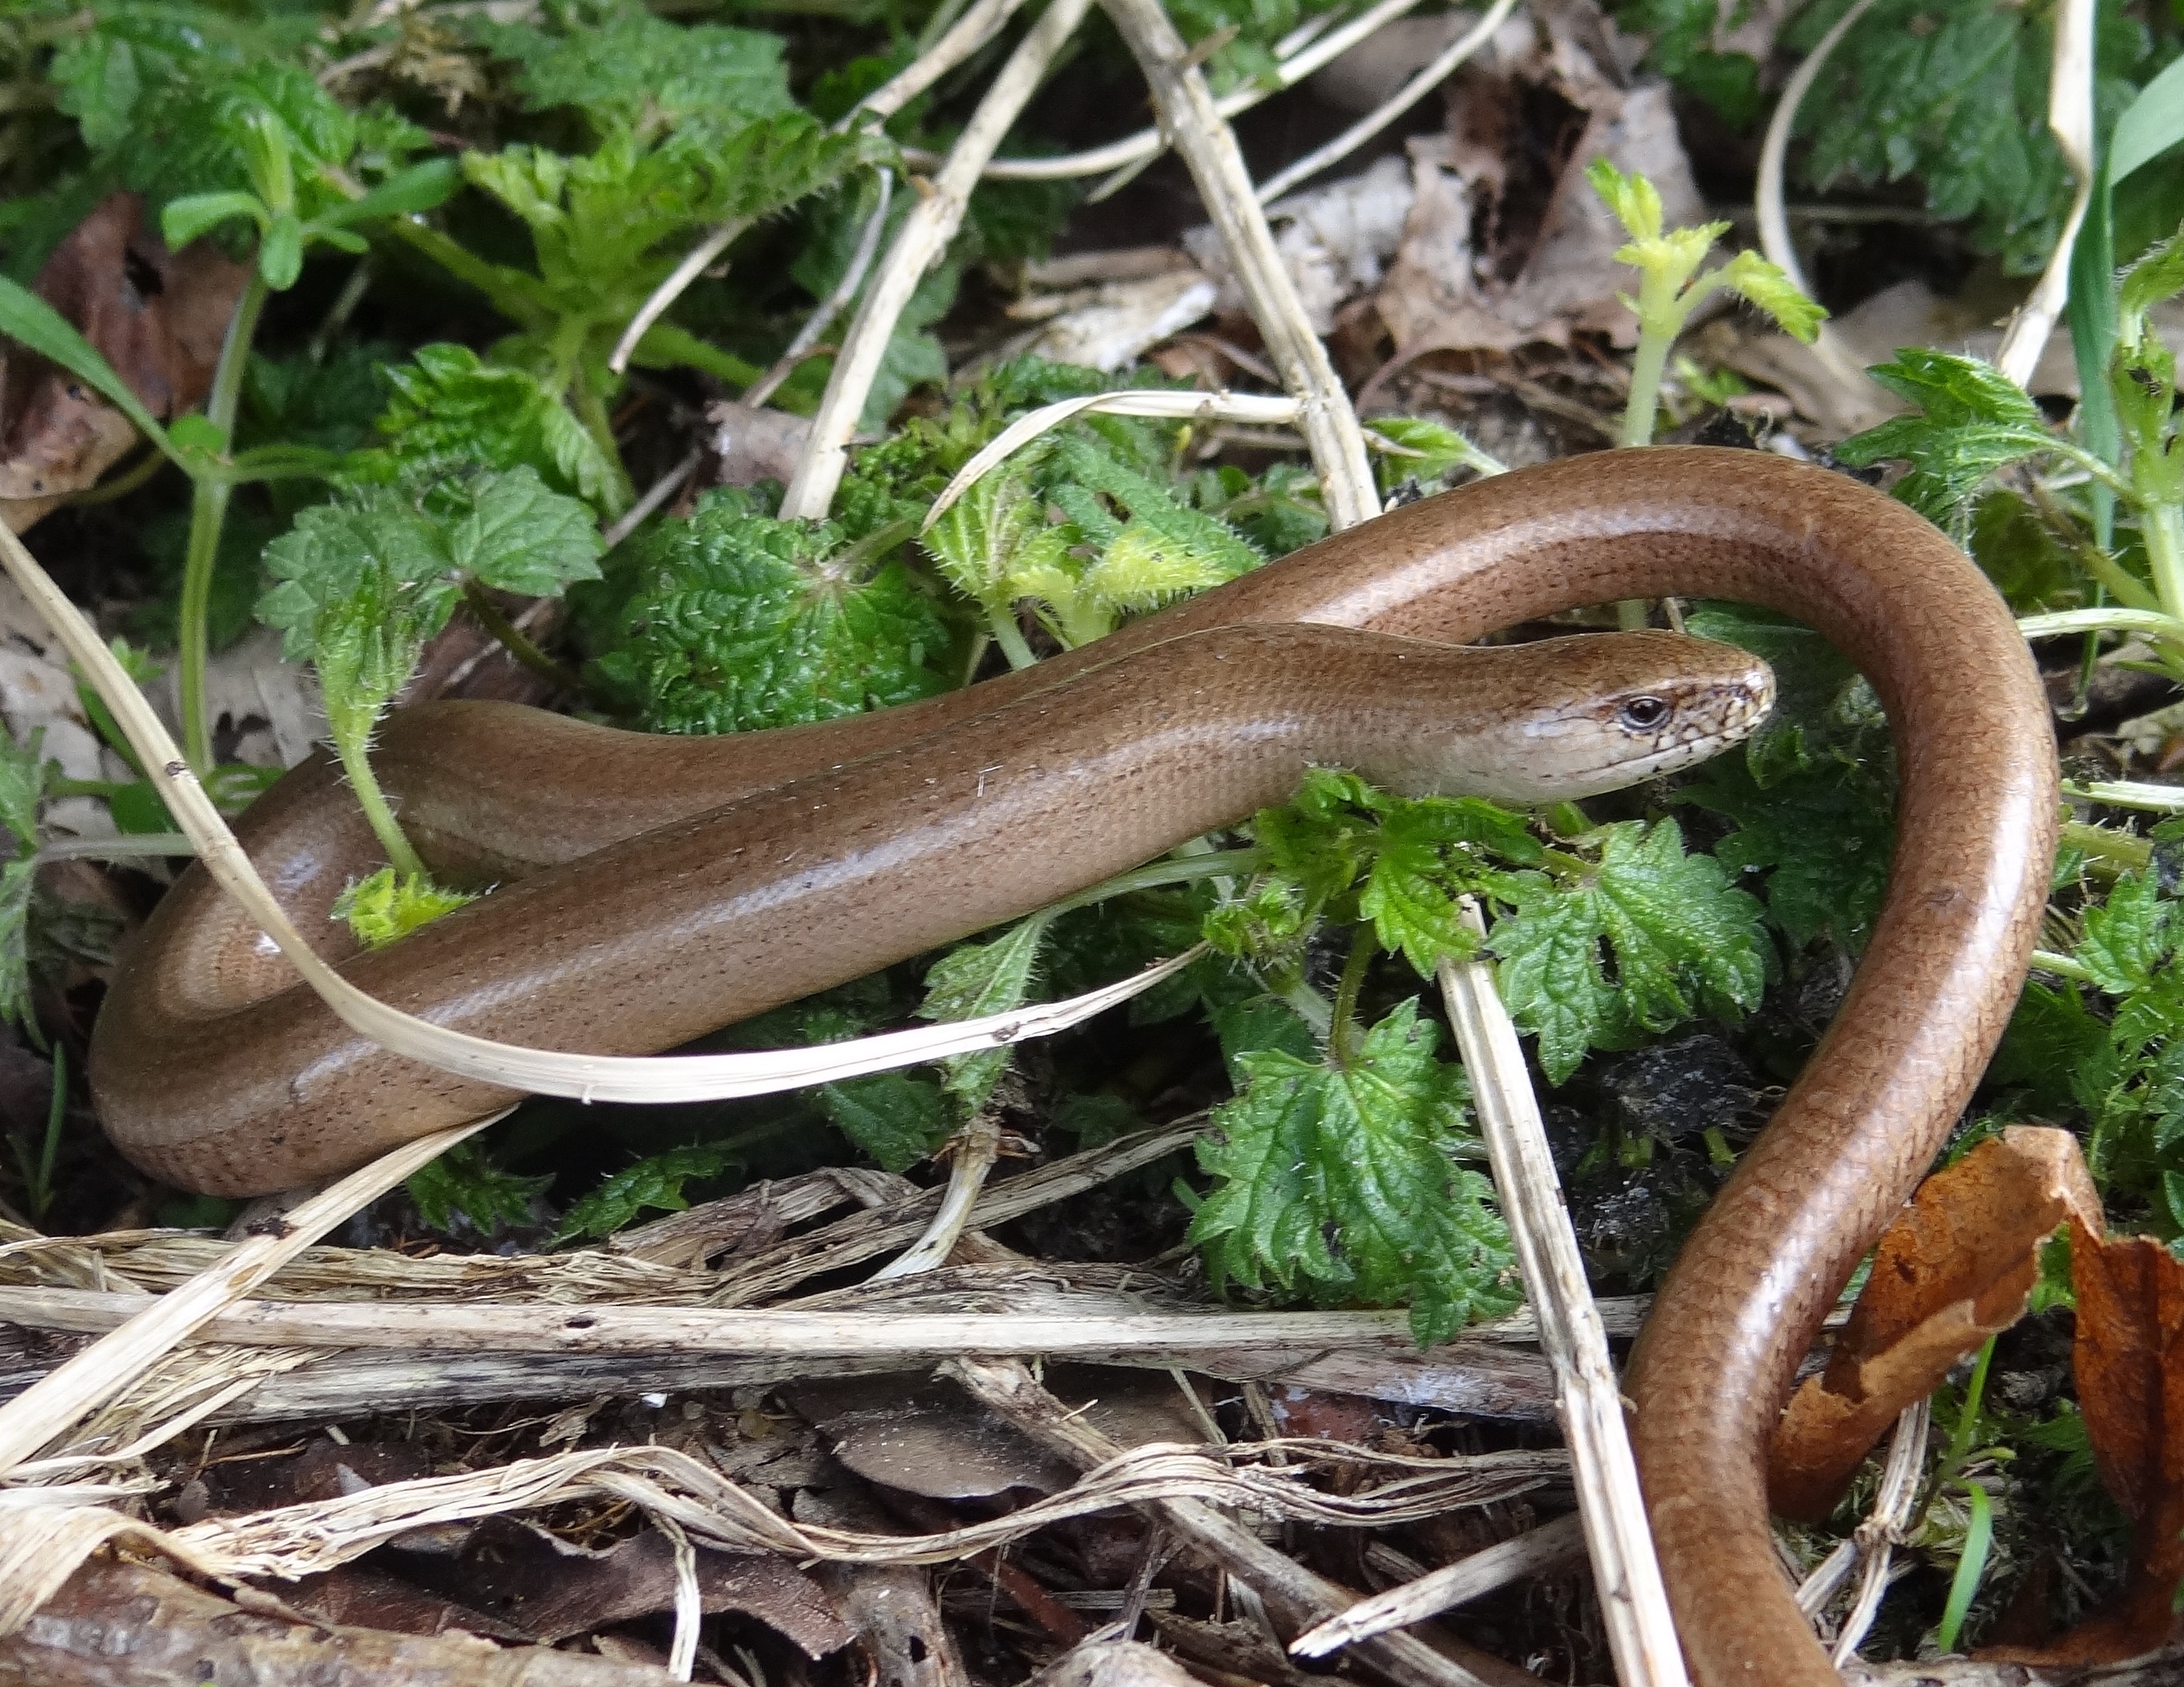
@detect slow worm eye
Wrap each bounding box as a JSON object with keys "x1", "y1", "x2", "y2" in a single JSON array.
[{"x1": 1617, "y1": 695, "x2": 1672, "y2": 732}]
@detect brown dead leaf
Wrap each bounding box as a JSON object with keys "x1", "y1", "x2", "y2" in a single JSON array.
[
  {"x1": 415, "y1": 1516, "x2": 854, "y2": 1657},
  {"x1": 1768, "y1": 1126, "x2": 2102, "y2": 1521},
  {"x1": 1371, "y1": 0, "x2": 1703, "y2": 376},
  {"x1": 1983, "y1": 1221, "x2": 2184, "y2": 1665},
  {"x1": 1, "y1": 191, "x2": 249, "y2": 531}
]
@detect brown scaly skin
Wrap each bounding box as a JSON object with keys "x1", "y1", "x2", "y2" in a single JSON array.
[{"x1": 90, "y1": 448, "x2": 2057, "y2": 1686}]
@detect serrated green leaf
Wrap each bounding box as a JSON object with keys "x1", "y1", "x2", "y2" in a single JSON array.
[
  {"x1": 2077, "y1": 872, "x2": 2172, "y2": 994},
  {"x1": 919, "y1": 916, "x2": 1049, "y2": 1113},
  {"x1": 1192, "y1": 999, "x2": 1518, "y2": 1343},
  {"x1": 1491, "y1": 820, "x2": 1768, "y2": 1082},
  {"x1": 1835, "y1": 350, "x2": 2059, "y2": 526},
  {"x1": 356, "y1": 344, "x2": 623, "y2": 514},
  {"x1": 470, "y1": 3, "x2": 793, "y2": 134},
  {"x1": 601, "y1": 492, "x2": 953, "y2": 734},
  {"x1": 1715, "y1": 250, "x2": 1827, "y2": 343},
  {"x1": 0, "y1": 857, "x2": 34, "y2": 1035},
  {"x1": 818, "y1": 1071, "x2": 951, "y2": 1173},
  {"x1": 407, "y1": 1141, "x2": 551, "y2": 1234},
  {"x1": 439, "y1": 466, "x2": 605, "y2": 596},
  {"x1": 552, "y1": 1142, "x2": 740, "y2": 1242},
  {"x1": 0, "y1": 731, "x2": 44, "y2": 855}
]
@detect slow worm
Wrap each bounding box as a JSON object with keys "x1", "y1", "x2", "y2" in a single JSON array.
[{"x1": 90, "y1": 447, "x2": 2056, "y2": 1685}]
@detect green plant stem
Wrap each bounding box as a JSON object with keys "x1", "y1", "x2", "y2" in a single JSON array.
[
  {"x1": 2061, "y1": 819, "x2": 2152, "y2": 875},
  {"x1": 1044, "y1": 847, "x2": 1265, "y2": 917},
  {"x1": 1327, "y1": 925, "x2": 1376, "y2": 1070},
  {"x1": 986, "y1": 605, "x2": 1038, "y2": 670},
  {"x1": 331, "y1": 728, "x2": 425, "y2": 879},
  {"x1": 2032, "y1": 947, "x2": 2092, "y2": 981},
  {"x1": 2140, "y1": 501, "x2": 2184, "y2": 623},
  {"x1": 458, "y1": 577, "x2": 587, "y2": 693},
  {"x1": 1620, "y1": 278, "x2": 1680, "y2": 449},
  {"x1": 179, "y1": 272, "x2": 269, "y2": 774}
]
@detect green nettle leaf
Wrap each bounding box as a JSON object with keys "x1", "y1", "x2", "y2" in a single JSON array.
[
  {"x1": 407, "y1": 1142, "x2": 551, "y2": 1233},
  {"x1": 355, "y1": 345, "x2": 623, "y2": 514},
  {"x1": 334, "y1": 867, "x2": 479, "y2": 950},
  {"x1": 600, "y1": 492, "x2": 953, "y2": 734},
  {"x1": 470, "y1": 3, "x2": 794, "y2": 134},
  {"x1": 1679, "y1": 756, "x2": 1894, "y2": 952},
  {"x1": 818, "y1": 1071, "x2": 952, "y2": 1173},
  {"x1": 439, "y1": 466, "x2": 606, "y2": 596},
  {"x1": 1364, "y1": 416, "x2": 1503, "y2": 494},
  {"x1": 552, "y1": 1142, "x2": 741, "y2": 1242},
  {"x1": 2077, "y1": 873, "x2": 2172, "y2": 995},
  {"x1": 1192, "y1": 999, "x2": 1520, "y2": 1344},
  {"x1": 0, "y1": 730, "x2": 44, "y2": 855},
  {"x1": 919, "y1": 916, "x2": 1051, "y2": 1114},
  {"x1": 257, "y1": 487, "x2": 450, "y2": 667},
  {"x1": 923, "y1": 470, "x2": 1073, "y2": 617},
  {"x1": 1835, "y1": 350, "x2": 2062, "y2": 527},
  {"x1": 1491, "y1": 819, "x2": 1770, "y2": 1083}
]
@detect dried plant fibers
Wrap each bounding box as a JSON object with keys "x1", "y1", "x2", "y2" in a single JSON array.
[{"x1": 88, "y1": 449, "x2": 2055, "y2": 1685}]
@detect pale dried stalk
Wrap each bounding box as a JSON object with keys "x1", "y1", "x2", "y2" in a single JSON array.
[
  {"x1": 743, "y1": 169, "x2": 895, "y2": 409},
  {"x1": 966, "y1": 0, "x2": 1427, "y2": 181},
  {"x1": 0, "y1": 1436, "x2": 1552, "y2": 1635},
  {"x1": 4, "y1": 1293, "x2": 1445, "y2": 1357},
  {"x1": 0, "y1": 1119, "x2": 492, "y2": 1476},
  {"x1": 1437, "y1": 905, "x2": 1689, "y2": 1687},
  {"x1": 1754, "y1": 0, "x2": 1886, "y2": 398},
  {"x1": 858, "y1": 0, "x2": 1032, "y2": 122},
  {"x1": 924, "y1": 389, "x2": 1304, "y2": 524},
  {"x1": 1253, "y1": 0, "x2": 1521, "y2": 203},
  {"x1": 1291, "y1": 1511, "x2": 1590, "y2": 1656},
  {"x1": 783, "y1": 0, "x2": 1096, "y2": 518},
  {"x1": 0, "y1": 521, "x2": 1205, "y2": 1105},
  {"x1": 1795, "y1": 1400, "x2": 1931, "y2": 1666},
  {"x1": 1993, "y1": 0, "x2": 2094, "y2": 386},
  {"x1": 607, "y1": 217, "x2": 751, "y2": 375},
  {"x1": 1098, "y1": 0, "x2": 1378, "y2": 529}
]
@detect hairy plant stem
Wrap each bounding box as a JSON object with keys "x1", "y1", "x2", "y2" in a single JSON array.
[
  {"x1": 179, "y1": 273, "x2": 270, "y2": 774},
  {"x1": 2061, "y1": 819, "x2": 2153, "y2": 876},
  {"x1": 1327, "y1": 925, "x2": 1376, "y2": 1070},
  {"x1": 458, "y1": 577, "x2": 585, "y2": 693},
  {"x1": 985, "y1": 606, "x2": 1039, "y2": 670},
  {"x1": 330, "y1": 722, "x2": 425, "y2": 879},
  {"x1": 2141, "y1": 500, "x2": 2184, "y2": 623}
]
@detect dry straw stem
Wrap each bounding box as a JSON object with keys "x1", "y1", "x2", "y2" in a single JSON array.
[
  {"x1": 1291, "y1": 1511, "x2": 1592, "y2": 1656},
  {"x1": 924, "y1": 390, "x2": 1306, "y2": 523},
  {"x1": 1795, "y1": 1400, "x2": 1932, "y2": 1667},
  {"x1": 1993, "y1": 0, "x2": 2094, "y2": 387},
  {"x1": 1437, "y1": 905, "x2": 1690, "y2": 1687},
  {"x1": 859, "y1": 0, "x2": 1035, "y2": 122},
  {"x1": 1754, "y1": 0, "x2": 1889, "y2": 400},
  {"x1": 0, "y1": 1118, "x2": 492, "y2": 1476},
  {"x1": 1098, "y1": 0, "x2": 1379, "y2": 530},
  {"x1": 1252, "y1": 0, "x2": 1521, "y2": 203},
  {"x1": 4, "y1": 469, "x2": 1203, "y2": 1106},
  {"x1": 950, "y1": 1357, "x2": 1523, "y2": 1687},
  {"x1": 783, "y1": 0, "x2": 1098, "y2": 518},
  {"x1": 955, "y1": 0, "x2": 1428, "y2": 182},
  {"x1": 0, "y1": 1438, "x2": 1558, "y2": 1637}
]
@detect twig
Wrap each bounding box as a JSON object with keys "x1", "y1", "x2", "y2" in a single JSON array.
[
  {"x1": 1252, "y1": 0, "x2": 1521, "y2": 203},
  {"x1": 1436, "y1": 903, "x2": 1689, "y2": 1687},
  {"x1": 742, "y1": 170, "x2": 895, "y2": 410},
  {"x1": 601, "y1": 448, "x2": 702, "y2": 549},
  {"x1": 1097, "y1": 0, "x2": 1378, "y2": 529},
  {"x1": 608, "y1": 218, "x2": 753, "y2": 377},
  {"x1": 1993, "y1": 0, "x2": 2094, "y2": 386},
  {"x1": 0, "y1": 1118, "x2": 496, "y2": 1476},
  {"x1": 962, "y1": 0, "x2": 1428, "y2": 182},
  {"x1": 1291, "y1": 1512, "x2": 1591, "y2": 1656},
  {"x1": 1813, "y1": 1401, "x2": 1931, "y2": 1667},
  {"x1": 782, "y1": 0, "x2": 1096, "y2": 519},
  {"x1": 856, "y1": 0, "x2": 1030, "y2": 122},
  {"x1": 1753, "y1": 0, "x2": 1887, "y2": 399}
]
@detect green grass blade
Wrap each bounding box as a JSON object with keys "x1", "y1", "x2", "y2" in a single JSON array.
[
  {"x1": 2110, "y1": 58, "x2": 2184, "y2": 187},
  {"x1": 1935, "y1": 1478, "x2": 1995, "y2": 1653},
  {"x1": 0, "y1": 277, "x2": 178, "y2": 466}
]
